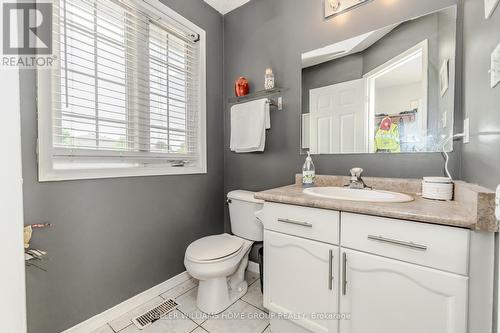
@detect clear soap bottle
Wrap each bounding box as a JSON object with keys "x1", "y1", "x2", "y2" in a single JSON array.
[{"x1": 302, "y1": 152, "x2": 315, "y2": 187}]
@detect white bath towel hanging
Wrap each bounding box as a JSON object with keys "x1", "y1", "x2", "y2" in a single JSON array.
[{"x1": 230, "y1": 98, "x2": 271, "y2": 153}]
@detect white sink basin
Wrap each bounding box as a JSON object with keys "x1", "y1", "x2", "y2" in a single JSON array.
[{"x1": 303, "y1": 187, "x2": 414, "y2": 203}]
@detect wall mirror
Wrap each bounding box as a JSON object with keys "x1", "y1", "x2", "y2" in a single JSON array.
[{"x1": 301, "y1": 6, "x2": 457, "y2": 154}]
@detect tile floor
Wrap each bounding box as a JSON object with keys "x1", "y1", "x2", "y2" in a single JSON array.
[{"x1": 92, "y1": 272, "x2": 270, "y2": 333}]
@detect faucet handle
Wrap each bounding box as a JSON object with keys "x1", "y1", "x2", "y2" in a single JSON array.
[{"x1": 350, "y1": 168, "x2": 364, "y2": 178}]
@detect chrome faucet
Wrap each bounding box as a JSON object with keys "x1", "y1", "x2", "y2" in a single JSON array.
[{"x1": 346, "y1": 168, "x2": 371, "y2": 189}]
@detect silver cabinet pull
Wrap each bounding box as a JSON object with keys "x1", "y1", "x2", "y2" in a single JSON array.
[
  {"x1": 367, "y1": 235, "x2": 428, "y2": 251},
  {"x1": 342, "y1": 252, "x2": 347, "y2": 295},
  {"x1": 328, "y1": 249, "x2": 333, "y2": 290},
  {"x1": 277, "y1": 218, "x2": 313, "y2": 228}
]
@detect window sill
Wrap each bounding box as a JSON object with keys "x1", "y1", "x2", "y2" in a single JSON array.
[{"x1": 38, "y1": 165, "x2": 207, "y2": 182}]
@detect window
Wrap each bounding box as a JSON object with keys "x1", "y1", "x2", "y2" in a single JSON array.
[{"x1": 37, "y1": 0, "x2": 206, "y2": 181}]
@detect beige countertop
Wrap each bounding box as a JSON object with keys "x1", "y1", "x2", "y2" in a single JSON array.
[{"x1": 254, "y1": 175, "x2": 498, "y2": 232}]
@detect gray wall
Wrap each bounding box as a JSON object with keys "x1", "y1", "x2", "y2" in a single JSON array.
[
  {"x1": 302, "y1": 54, "x2": 363, "y2": 113},
  {"x1": 437, "y1": 8, "x2": 458, "y2": 141},
  {"x1": 461, "y1": 4, "x2": 500, "y2": 329},
  {"x1": 362, "y1": 12, "x2": 439, "y2": 74},
  {"x1": 224, "y1": 0, "x2": 461, "y2": 231},
  {"x1": 461, "y1": 0, "x2": 500, "y2": 190},
  {"x1": 21, "y1": 1, "x2": 223, "y2": 333}
]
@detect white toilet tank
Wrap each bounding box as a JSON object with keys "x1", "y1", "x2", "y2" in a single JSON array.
[{"x1": 227, "y1": 190, "x2": 264, "y2": 241}]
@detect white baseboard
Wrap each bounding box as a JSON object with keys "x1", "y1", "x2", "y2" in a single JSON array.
[
  {"x1": 248, "y1": 260, "x2": 260, "y2": 275},
  {"x1": 61, "y1": 271, "x2": 191, "y2": 333}
]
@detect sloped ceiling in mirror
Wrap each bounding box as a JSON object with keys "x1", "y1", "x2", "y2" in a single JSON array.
[{"x1": 302, "y1": 24, "x2": 398, "y2": 68}]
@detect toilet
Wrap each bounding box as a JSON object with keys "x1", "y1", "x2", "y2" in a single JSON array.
[{"x1": 184, "y1": 190, "x2": 264, "y2": 314}]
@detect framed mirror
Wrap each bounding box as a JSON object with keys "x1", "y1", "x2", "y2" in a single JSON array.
[{"x1": 301, "y1": 6, "x2": 457, "y2": 154}]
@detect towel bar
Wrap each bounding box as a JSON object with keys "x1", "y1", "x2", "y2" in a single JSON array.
[
  {"x1": 266, "y1": 97, "x2": 283, "y2": 111},
  {"x1": 228, "y1": 87, "x2": 285, "y2": 110}
]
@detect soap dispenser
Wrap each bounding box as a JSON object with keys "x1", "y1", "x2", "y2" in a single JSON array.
[{"x1": 302, "y1": 152, "x2": 315, "y2": 187}]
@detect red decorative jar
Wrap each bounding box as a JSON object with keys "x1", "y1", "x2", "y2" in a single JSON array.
[{"x1": 235, "y1": 77, "x2": 250, "y2": 97}]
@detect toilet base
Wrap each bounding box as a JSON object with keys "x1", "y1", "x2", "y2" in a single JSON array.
[
  {"x1": 197, "y1": 278, "x2": 248, "y2": 315},
  {"x1": 196, "y1": 246, "x2": 252, "y2": 314}
]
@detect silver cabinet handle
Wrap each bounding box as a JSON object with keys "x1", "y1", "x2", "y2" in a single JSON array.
[
  {"x1": 277, "y1": 218, "x2": 313, "y2": 228},
  {"x1": 342, "y1": 252, "x2": 347, "y2": 295},
  {"x1": 367, "y1": 235, "x2": 428, "y2": 251},
  {"x1": 328, "y1": 249, "x2": 333, "y2": 290}
]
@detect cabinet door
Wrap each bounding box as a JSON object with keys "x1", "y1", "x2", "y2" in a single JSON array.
[
  {"x1": 339, "y1": 249, "x2": 468, "y2": 333},
  {"x1": 264, "y1": 230, "x2": 339, "y2": 333}
]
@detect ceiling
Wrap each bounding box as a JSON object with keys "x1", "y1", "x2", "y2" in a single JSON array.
[
  {"x1": 375, "y1": 55, "x2": 423, "y2": 89},
  {"x1": 203, "y1": 0, "x2": 251, "y2": 14}
]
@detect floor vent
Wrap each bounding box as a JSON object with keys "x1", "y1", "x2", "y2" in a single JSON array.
[{"x1": 132, "y1": 299, "x2": 179, "y2": 330}]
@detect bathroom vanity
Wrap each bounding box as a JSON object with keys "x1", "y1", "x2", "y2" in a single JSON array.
[
  {"x1": 253, "y1": 3, "x2": 492, "y2": 332},
  {"x1": 255, "y1": 175, "x2": 497, "y2": 333}
]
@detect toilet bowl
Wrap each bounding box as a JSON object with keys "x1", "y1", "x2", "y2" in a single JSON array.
[
  {"x1": 184, "y1": 190, "x2": 264, "y2": 315},
  {"x1": 184, "y1": 234, "x2": 253, "y2": 314}
]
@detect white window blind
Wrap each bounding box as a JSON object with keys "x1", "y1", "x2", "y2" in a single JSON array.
[{"x1": 38, "y1": 0, "x2": 206, "y2": 180}]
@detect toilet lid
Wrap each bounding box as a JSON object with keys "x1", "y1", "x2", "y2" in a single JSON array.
[{"x1": 186, "y1": 234, "x2": 244, "y2": 262}]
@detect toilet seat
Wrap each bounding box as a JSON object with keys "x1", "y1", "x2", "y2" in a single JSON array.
[{"x1": 186, "y1": 234, "x2": 244, "y2": 263}]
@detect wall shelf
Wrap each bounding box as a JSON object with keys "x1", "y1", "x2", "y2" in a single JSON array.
[{"x1": 228, "y1": 87, "x2": 284, "y2": 104}]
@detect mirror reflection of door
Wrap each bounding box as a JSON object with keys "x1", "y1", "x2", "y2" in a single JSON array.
[
  {"x1": 309, "y1": 79, "x2": 366, "y2": 154},
  {"x1": 364, "y1": 40, "x2": 428, "y2": 153}
]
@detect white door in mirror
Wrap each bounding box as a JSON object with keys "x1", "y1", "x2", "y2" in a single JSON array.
[
  {"x1": 491, "y1": 43, "x2": 500, "y2": 88},
  {"x1": 496, "y1": 185, "x2": 500, "y2": 221}
]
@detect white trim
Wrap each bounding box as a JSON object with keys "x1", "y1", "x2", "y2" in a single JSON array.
[
  {"x1": 364, "y1": 40, "x2": 429, "y2": 153},
  {"x1": 38, "y1": 164, "x2": 207, "y2": 182},
  {"x1": 301, "y1": 114, "x2": 310, "y2": 149},
  {"x1": 485, "y1": 0, "x2": 500, "y2": 19},
  {"x1": 439, "y1": 58, "x2": 450, "y2": 96},
  {"x1": 0, "y1": 68, "x2": 27, "y2": 332},
  {"x1": 248, "y1": 260, "x2": 261, "y2": 275},
  {"x1": 37, "y1": 0, "x2": 207, "y2": 182},
  {"x1": 468, "y1": 232, "x2": 495, "y2": 333},
  {"x1": 62, "y1": 271, "x2": 191, "y2": 333}
]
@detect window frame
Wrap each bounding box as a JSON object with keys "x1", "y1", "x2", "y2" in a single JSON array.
[{"x1": 37, "y1": 0, "x2": 207, "y2": 181}]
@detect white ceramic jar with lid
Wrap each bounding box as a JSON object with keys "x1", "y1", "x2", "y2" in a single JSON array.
[{"x1": 422, "y1": 177, "x2": 454, "y2": 201}]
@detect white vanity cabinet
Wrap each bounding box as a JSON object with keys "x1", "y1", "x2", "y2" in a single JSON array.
[
  {"x1": 339, "y1": 213, "x2": 469, "y2": 333},
  {"x1": 259, "y1": 202, "x2": 492, "y2": 333},
  {"x1": 339, "y1": 248, "x2": 468, "y2": 333},
  {"x1": 264, "y1": 231, "x2": 339, "y2": 333},
  {"x1": 259, "y1": 203, "x2": 340, "y2": 333}
]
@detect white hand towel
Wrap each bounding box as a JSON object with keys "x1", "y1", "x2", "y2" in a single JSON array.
[
  {"x1": 265, "y1": 100, "x2": 271, "y2": 130},
  {"x1": 230, "y1": 99, "x2": 270, "y2": 153}
]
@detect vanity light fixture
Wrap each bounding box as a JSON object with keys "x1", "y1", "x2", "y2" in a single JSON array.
[
  {"x1": 328, "y1": 0, "x2": 341, "y2": 11},
  {"x1": 324, "y1": 0, "x2": 373, "y2": 19}
]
